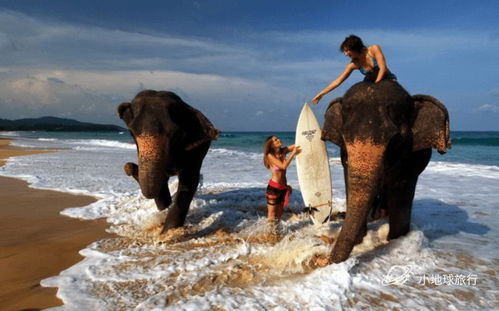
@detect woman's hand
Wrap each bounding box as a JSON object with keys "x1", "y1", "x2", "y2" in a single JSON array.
[
  {"x1": 292, "y1": 146, "x2": 302, "y2": 155},
  {"x1": 312, "y1": 94, "x2": 323, "y2": 105},
  {"x1": 269, "y1": 146, "x2": 301, "y2": 170}
]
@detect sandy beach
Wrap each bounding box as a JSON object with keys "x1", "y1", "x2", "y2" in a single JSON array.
[
  {"x1": 0, "y1": 138, "x2": 112, "y2": 311},
  {"x1": 0, "y1": 131, "x2": 496, "y2": 310}
]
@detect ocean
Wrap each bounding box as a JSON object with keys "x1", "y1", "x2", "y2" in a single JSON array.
[{"x1": 0, "y1": 130, "x2": 498, "y2": 310}]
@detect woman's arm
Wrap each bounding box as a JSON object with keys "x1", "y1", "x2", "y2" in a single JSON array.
[
  {"x1": 267, "y1": 147, "x2": 301, "y2": 170},
  {"x1": 312, "y1": 63, "x2": 356, "y2": 104},
  {"x1": 284, "y1": 145, "x2": 296, "y2": 154},
  {"x1": 371, "y1": 45, "x2": 388, "y2": 83}
]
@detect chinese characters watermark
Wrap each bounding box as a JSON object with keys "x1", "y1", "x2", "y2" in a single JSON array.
[
  {"x1": 418, "y1": 273, "x2": 477, "y2": 286},
  {"x1": 382, "y1": 265, "x2": 478, "y2": 286}
]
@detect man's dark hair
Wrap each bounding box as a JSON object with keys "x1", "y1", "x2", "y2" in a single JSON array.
[{"x1": 339, "y1": 35, "x2": 366, "y2": 53}]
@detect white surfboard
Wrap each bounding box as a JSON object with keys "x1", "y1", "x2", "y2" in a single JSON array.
[{"x1": 295, "y1": 103, "x2": 333, "y2": 225}]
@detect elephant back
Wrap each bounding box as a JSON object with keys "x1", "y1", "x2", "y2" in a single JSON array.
[
  {"x1": 340, "y1": 81, "x2": 413, "y2": 144},
  {"x1": 344, "y1": 81, "x2": 411, "y2": 108}
]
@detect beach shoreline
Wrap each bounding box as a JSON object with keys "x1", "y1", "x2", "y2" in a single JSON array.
[
  {"x1": 0, "y1": 132, "x2": 496, "y2": 309},
  {"x1": 0, "y1": 138, "x2": 112, "y2": 311}
]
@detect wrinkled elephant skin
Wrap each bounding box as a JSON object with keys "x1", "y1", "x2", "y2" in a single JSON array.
[
  {"x1": 321, "y1": 80, "x2": 451, "y2": 263},
  {"x1": 118, "y1": 90, "x2": 219, "y2": 233}
]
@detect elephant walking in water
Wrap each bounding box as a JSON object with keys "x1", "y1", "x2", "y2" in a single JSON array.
[
  {"x1": 118, "y1": 90, "x2": 219, "y2": 233},
  {"x1": 321, "y1": 80, "x2": 451, "y2": 263}
]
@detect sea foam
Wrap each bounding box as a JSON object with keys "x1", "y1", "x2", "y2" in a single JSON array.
[{"x1": 1, "y1": 133, "x2": 497, "y2": 310}]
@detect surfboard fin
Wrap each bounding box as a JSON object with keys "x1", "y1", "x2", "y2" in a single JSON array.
[{"x1": 305, "y1": 206, "x2": 319, "y2": 214}]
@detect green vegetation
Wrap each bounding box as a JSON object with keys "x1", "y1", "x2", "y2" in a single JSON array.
[{"x1": 0, "y1": 117, "x2": 125, "y2": 132}]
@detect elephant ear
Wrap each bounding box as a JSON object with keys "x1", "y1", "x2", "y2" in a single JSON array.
[
  {"x1": 117, "y1": 102, "x2": 134, "y2": 125},
  {"x1": 321, "y1": 97, "x2": 344, "y2": 147},
  {"x1": 183, "y1": 104, "x2": 220, "y2": 151},
  {"x1": 411, "y1": 95, "x2": 451, "y2": 154}
]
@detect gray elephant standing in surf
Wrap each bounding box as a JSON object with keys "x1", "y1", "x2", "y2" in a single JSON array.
[
  {"x1": 118, "y1": 90, "x2": 219, "y2": 233},
  {"x1": 321, "y1": 80, "x2": 451, "y2": 263}
]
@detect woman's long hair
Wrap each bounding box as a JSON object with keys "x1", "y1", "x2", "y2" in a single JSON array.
[{"x1": 263, "y1": 135, "x2": 282, "y2": 169}]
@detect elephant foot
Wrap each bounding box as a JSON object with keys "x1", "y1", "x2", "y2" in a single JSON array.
[
  {"x1": 155, "y1": 201, "x2": 169, "y2": 211},
  {"x1": 124, "y1": 162, "x2": 138, "y2": 177},
  {"x1": 330, "y1": 251, "x2": 349, "y2": 264},
  {"x1": 369, "y1": 207, "x2": 388, "y2": 222},
  {"x1": 387, "y1": 224, "x2": 410, "y2": 240},
  {"x1": 160, "y1": 223, "x2": 180, "y2": 235},
  {"x1": 161, "y1": 210, "x2": 186, "y2": 234},
  {"x1": 354, "y1": 226, "x2": 367, "y2": 245},
  {"x1": 160, "y1": 220, "x2": 182, "y2": 234},
  {"x1": 155, "y1": 196, "x2": 172, "y2": 211},
  {"x1": 159, "y1": 226, "x2": 189, "y2": 243}
]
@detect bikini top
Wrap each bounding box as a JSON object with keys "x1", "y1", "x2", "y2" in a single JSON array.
[
  {"x1": 272, "y1": 165, "x2": 284, "y2": 171},
  {"x1": 358, "y1": 53, "x2": 378, "y2": 75}
]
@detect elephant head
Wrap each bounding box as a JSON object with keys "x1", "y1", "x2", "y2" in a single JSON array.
[
  {"x1": 117, "y1": 90, "x2": 219, "y2": 199},
  {"x1": 321, "y1": 80, "x2": 451, "y2": 263}
]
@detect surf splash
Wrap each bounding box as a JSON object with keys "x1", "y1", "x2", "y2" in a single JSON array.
[{"x1": 1, "y1": 131, "x2": 497, "y2": 310}]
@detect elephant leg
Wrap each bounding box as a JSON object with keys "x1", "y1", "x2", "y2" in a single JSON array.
[
  {"x1": 354, "y1": 218, "x2": 368, "y2": 244},
  {"x1": 340, "y1": 147, "x2": 349, "y2": 203},
  {"x1": 370, "y1": 190, "x2": 388, "y2": 221},
  {"x1": 154, "y1": 176, "x2": 172, "y2": 211},
  {"x1": 161, "y1": 169, "x2": 200, "y2": 233},
  {"x1": 332, "y1": 208, "x2": 371, "y2": 263},
  {"x1": 387, "y1": 149, "x2": 431, "y2": 240},
  {"x1": 124, "y1": 162, "x2": 139, "y2": 182},
  {"x1": 386, "y1": 180, "x2": 416, "y2": 239}
]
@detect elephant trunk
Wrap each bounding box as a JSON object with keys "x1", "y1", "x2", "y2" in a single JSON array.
[
  {"x1": 136, "y1": 134, "x2": 166, "y2": 199},
  {"x1": 331, "y1": 139, "x2": 385, "y2": 263}
]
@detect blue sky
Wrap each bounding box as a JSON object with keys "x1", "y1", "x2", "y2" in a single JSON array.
[{"x1": 0, "y1": 0, "x2": 498, "y2": 130}]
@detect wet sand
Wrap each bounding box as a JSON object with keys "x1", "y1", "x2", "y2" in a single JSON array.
[{"x1": 0, "y1": 138, "x2": 112, "y2": 311}]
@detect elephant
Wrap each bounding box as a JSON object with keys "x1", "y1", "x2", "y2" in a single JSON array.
[
  {"x1": 321, "y1": 80, "x2": 451, "y2": 263},
  {"x1": 118, "y1": 90, "x2": 219, "y2": 232}
]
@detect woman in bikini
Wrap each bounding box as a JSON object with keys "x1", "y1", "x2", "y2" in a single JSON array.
[
  {"x1": 263, "y1": 136, "x2": 301, "y2": 227},
  {"x1": 312, "y1": 34, "x2": 397, "y2": 104}
]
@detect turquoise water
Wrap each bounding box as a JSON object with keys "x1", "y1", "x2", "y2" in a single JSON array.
[
  {"x1": 1, "y1": 129, "x2": 498, "y2": 310},
  {"x1": 218, "y1": 131, "x2": 499, "y2": 166},
  {"x1": 8, "y1": 130, "x2": 499, "y2": 166}
]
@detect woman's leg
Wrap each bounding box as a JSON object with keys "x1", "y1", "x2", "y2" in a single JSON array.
[
  {"x1": 266, "y1": 186, "x2": 281, "y2": 220},
  {"x1": 268, "y1": 203, "x2": 284, "y2": 221},
  {"x1": 275, "y1": 204, "x2": 284, "y2": 219},
  {"x1": 275, "y1": 185, "x2": 291, "y2": 219},
  {"x1": 267, "y1": 203, "x2": 282, "y2": 235},
  {"x1": 267, "y1": 203, "x2": 278, "y2": 220}
]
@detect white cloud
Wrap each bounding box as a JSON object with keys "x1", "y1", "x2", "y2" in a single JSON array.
[
  {"x1": 0, "y1": 9, "x2": 248, "y2": 72},
  {"x1": 478, "y1": 104, "x2": 499, "y2": 113},
  {"x1": 2, "y1": 9, "x2": 493, "y2": 84},
  {"x1": 1, "y1": 9, "x2": 498, "y2": 130},
  {"x1": 25, "y1": 68, "x2": 288, "y2": 101},
  {"x1": 0, "y1": 67, "x2": 296, "y2": 128},
  {"x1": 0, "y1": 74, "x2": 119, "y2": 122}
]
